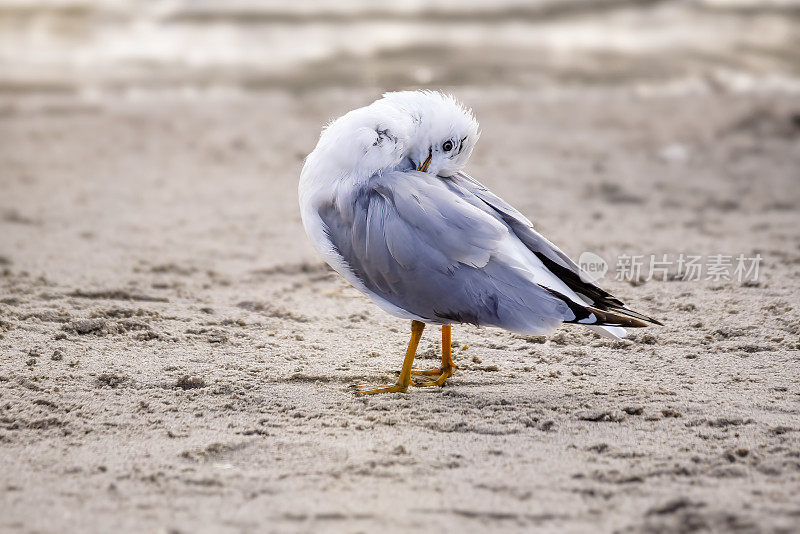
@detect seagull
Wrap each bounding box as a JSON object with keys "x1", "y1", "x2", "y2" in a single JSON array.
[{"x1": 299, "y1": 91, "x2": 661, "y2": 395}]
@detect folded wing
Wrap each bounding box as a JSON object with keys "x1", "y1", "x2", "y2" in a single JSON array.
[{"x1": 319, "y1": 170, "x2": 657, "y2": 335}]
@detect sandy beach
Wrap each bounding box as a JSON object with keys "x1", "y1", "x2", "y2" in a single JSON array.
[{"x1": 1, "y1": 1, "x2": 800, "y2": 533}]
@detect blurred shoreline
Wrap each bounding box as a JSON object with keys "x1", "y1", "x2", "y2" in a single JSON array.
[{"x1": 1, "y1": 0, "x2": 799, "y2": 98}]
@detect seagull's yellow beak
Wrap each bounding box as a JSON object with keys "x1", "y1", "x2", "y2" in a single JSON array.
[{"x1": 417, "y1": 150, "x2": 432, "y2": 172}]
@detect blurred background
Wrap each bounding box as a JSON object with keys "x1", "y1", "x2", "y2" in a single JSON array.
[{"x1": 1, "y1": 0, "x2": 799, "y2": 98}]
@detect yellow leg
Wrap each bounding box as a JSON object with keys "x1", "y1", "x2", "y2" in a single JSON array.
[
  {"x1": 355, "y1": 320, "x2": 425, "y2": 395},
  {"x1": 412, "y1": 325, "x2": 457, "y2": 387}
]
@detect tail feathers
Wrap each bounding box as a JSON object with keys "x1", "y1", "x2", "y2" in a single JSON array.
[
  {"x1": 540, "y1": 285, "x2": 662, "y2": 331},
  {"x1": 587, "y1": 325, "x2": 627, "y2": 340},
  {"x1": 542, "y1": 285, "x2": 662, "y2": 329}
]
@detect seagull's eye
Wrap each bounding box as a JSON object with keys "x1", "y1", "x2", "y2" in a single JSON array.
[{"x1": 442, "y1": 140, "x2": 454, "y2": 152}]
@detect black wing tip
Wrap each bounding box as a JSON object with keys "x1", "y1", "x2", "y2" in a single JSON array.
[
  {"x1": 541, "y1": 285, "x2": 663, "y2": 328},
  {"x1": 608, "y1": 306, "x2": 664, "y2": 327}
]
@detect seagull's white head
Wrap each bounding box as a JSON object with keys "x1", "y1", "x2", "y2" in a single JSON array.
[
  {"x1": 379, "y1": 90, "x2": 480, "y2": 178},
  {"x1": 302, "y1": 91, "x2": 480, "y2": 192}
]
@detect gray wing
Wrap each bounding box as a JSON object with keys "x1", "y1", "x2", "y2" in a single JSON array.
[
  {"x1": 318, "y1": 170, "x2": 580, "y2": 334},
  {"x1": 447, "y1": 171, "x2": 662, "y2": 325}
]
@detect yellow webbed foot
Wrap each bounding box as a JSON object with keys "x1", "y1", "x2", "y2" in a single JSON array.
[
  {"x1": 411, "y1": 364, "x2": 457, "y2": 388},
  {"x1": 350, "y1": 322, "x2": 462, "y2": 393}
]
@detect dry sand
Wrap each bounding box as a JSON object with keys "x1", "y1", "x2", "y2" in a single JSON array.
[
  {"x1": 0, "y1": 87, "x2": 798, "y2": 533},
  {"x1": 0, "y1": 89, "x2": 800, "y2": 532}
]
